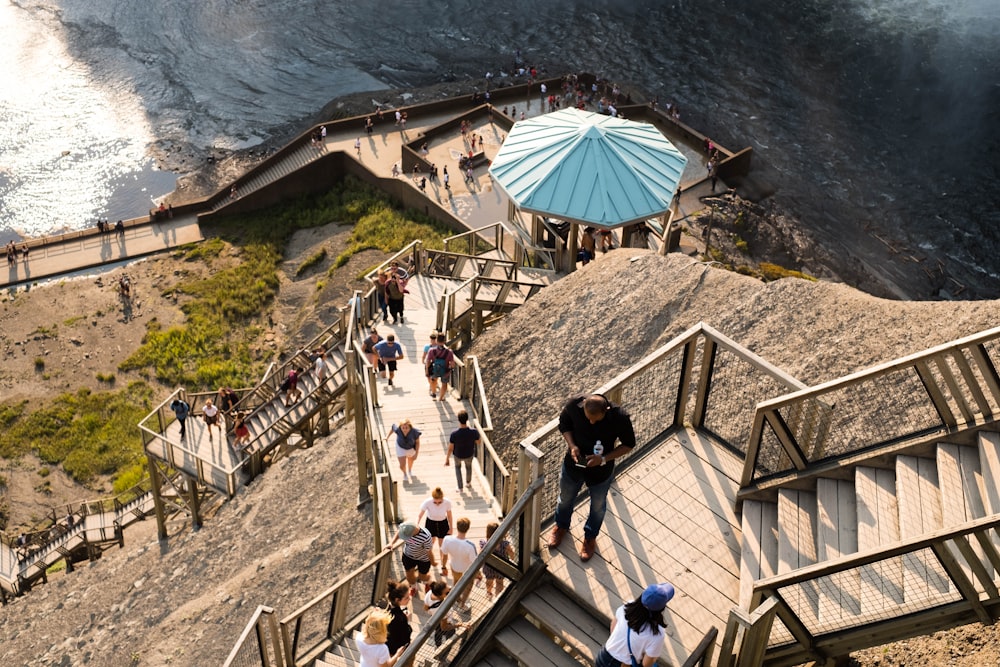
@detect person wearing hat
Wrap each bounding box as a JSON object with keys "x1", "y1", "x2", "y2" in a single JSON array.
[
  {"x1": 595, "y1": 583, "x2": 674, "y2": 667},
  {"x1": 385, "y1": 521, "x2": 434, "y2": 596}
]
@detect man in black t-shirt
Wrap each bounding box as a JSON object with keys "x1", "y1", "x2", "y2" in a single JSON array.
[
  {"x1": 446, "y1": 411, "x2": 480, "y2": 492},
  {"x1": 549, "y1": 394, "x2": 636, "y2": 562}
]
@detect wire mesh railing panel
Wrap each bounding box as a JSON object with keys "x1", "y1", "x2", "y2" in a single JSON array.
[
  {"x1": 529, "y1": 426, "x2": 570, "y2": 525},
  {"x1": 406, "y1": 526, "x2": 519, "y2": 666},
  {"x1": 754, "y1": 424, "x2": 794, "y2": 479},
  {"x1": 615, "y1": 351, "x2": 686, "y2": 448},
  {"x1": 783, "y1": 366, "x2": 941, "y2": 461},
  {"x1": 224, "y1": 635, "x2": 266, "y2": 667},
  {"x1": 289, "y1": 589, "x2": 336, "y2": 659},
  {"x1": 770, "y1": 546, "x2": 962, "y2": 643},
  {"x1": 702, "y1": 347, "x2": 799, "y2": 456}
]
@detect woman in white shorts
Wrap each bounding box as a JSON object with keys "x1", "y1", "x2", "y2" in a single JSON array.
[{"x1": 386, "y1": 419, "x2": 421, "y2": 482}]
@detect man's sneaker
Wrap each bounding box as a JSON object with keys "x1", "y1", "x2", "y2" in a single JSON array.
[
  {"x1": 388, "y1": 378, "x2": 393, "y2": 386},
  {"x1": 579, "y1": 537, "x2": 597, "y2": 562},
  {"x1": 547, "y1": 526, "x2": 568, "y2": 549}
]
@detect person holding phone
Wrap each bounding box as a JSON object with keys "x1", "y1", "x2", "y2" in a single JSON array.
[{"x1": 548, "y1": 394, "x2": 636, "y2": 562}]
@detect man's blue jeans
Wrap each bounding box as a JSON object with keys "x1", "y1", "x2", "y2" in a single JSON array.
[{"x1": 553, "y1": 462, "x2": 613, "y2": 540}]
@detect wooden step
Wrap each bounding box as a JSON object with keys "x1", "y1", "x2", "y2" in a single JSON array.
[
  {"x1": 519, "y1": 583, "x2": 605, "y2": 663},
  {"x1": 936, "y1": 443, "x2": 992, "y2": 584},
  {"x1": 777, "y1": 489, "x2": 820, "y2": 624},
  {"x1": 316, "y1": 653, "x2": 354, "y2": 667},
  {"x1": 739, "y1": 499, "x2": 778, "y2": 609},
  {"x1": 815, "y1": 477, "x2": 861, "y2": 620},
  {"x1": 474, "y1": 650, "x2": 519, "y2": 667},
  {"x1": 494, "y1": 616, "x2": 581, "y2": 667},
  {"x1": 330, "y1": 641, "x2": 362, "y2": 661},
  {"x1": 896, "y1": 455, "x2": 949, "y2": 600},
  {"x1": 855, "y1": 466, "x2": 903, "y2": 614}
]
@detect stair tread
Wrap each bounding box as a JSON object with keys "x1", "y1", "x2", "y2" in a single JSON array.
[
  {"x1": 777, "y1": 489, "x2": 817, "y2": 572},
  {"x1": 856, "y1": 466, "x2": 904, "y2": 608},
  {"x1": 816, "y1": 478, "x2": 861, "y2": 619},
  {"x1": 739, "y1": 499, "x2": 778, "y2": 609},
  {"x1": 896, "y1": 455, "x2": 949, "y2": 598},
  {"x1": 495, "y1": 617, "x2": 581, "y2": 667},
  {"x1": 474, "y1": 650, "x2": 519, "y2": 667},
  {"x1": 519, "y1": 583, "x2": 605, "y2": 661}
]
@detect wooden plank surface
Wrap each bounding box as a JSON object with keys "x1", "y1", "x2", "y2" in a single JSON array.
[
  {"x1": 495, "y1": 617, "x2": 581, "y2": 667},
  {"x1": 370, "y1": 275, "x2": 502, "y2": 548},
  {"x1": 856, "y1": 466, "x2": 904, "y2": 614},
  {"x1": 543, "y1": 426, "x2": 741, "y2": 666},
  {"x1": 816, "y1": 478, "x2": 861, "y2": 620},
  {"x1": 519, "y1": 583, "x2": 606, "y2": 662},
  {"x1": 896, "y1": 455, "x2": 949, "y2": 599},
  {"x1": 937, "y1": 443, "x2": 991, "y2": 584}
]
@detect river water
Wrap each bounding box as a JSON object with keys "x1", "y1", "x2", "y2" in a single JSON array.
[{"x1": 2, "y1": 0, "x2": 998, "y2": 296}]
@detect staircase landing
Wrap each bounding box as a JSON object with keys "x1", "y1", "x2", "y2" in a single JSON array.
[{"x1": 542, "y1": 426, "x2": 742, "y2": 665}]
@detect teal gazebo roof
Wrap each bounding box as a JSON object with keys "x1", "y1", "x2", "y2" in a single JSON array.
[{"x1": 488, "y1": 108, "x2": 687, "y2": 228}]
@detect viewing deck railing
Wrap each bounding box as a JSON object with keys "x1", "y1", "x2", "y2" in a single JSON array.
[
  {"x1": 723, "y1": 513, "x2": 1000, "y2": 667},
  {"x1": 741, "y1": 325, "x2": 1000, "y2": 488}
]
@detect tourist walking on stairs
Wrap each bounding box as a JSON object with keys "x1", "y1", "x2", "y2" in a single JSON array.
[
  {"x1": 355, "y1": 608, "x2": 405, "y2": 667},
  {"x1": 417, "y1": 487, "x2": 454, "y2": 574},
  {"x1": 446, "y1": 410, "x2": 479, "y2": 492},
  {"x1": 386, "y1": 419, "x2": 421, "y2": 481},
  {"x1": 426, "y1": 334, "x2": 455, "y2": 401},
  {"x1": 385, "y1": 522, "x2": 434, "y2": 599},
  {"x1": 595, "y1": 583, "x2": 673, "y2": 667},
  {"x1": 548, "y1": 394, "x2": 636, "y2": 561}
]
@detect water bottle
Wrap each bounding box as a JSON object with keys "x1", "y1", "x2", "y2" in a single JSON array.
[{"x1": 594, "y1": 440, "x2": 604, "y2": 458}]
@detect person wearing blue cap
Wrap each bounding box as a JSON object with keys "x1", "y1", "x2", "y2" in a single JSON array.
[{"x1": 595, "y1": 582, "x2": 674, "y2": 667}]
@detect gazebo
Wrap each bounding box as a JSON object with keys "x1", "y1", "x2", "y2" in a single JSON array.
[{"x1": 489, "y1": 108, "x2": 687, "y2": 271}]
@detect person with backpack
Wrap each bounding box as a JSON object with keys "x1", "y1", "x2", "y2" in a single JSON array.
[
  {"x1": 170, "y1": 397, "x2": 190, "y2": 439},
  {"x1": 280, "y1": 367, "x2": 302, "y2": 406},
  {"x1": 384, "y1": 270, "x2": 407, "y2": 324},
  {"x1": 426, "y1": 334, "x2": 454, "y2": 402},
  {"x1": 362, "y1": 328, "x2": 386, "y2": 378}
]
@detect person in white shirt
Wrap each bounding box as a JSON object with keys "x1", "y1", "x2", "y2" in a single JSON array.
[
  {"x1": 417, "y1": 487, "x2": 453, "y2": 572},
  {"x1": 355, "y1": 608, "x2": 404, "y2": 667},
  {"x1": 595, "y1": 583, "x2": 673, "y2": 667},
  {"x1": 202, "y1": 398, "x2": 220, "y2": 442},
  {"x1": 440, "y1": 517, "x2": 480, "y2": 609}
]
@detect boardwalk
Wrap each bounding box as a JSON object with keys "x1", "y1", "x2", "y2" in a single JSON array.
[
  {"x1": 543, "y1": 428, "x2": 744, "y2": 664},
  {"x1": 0, "y1": 214, "x2": 203, "y2": 290},
  {"x1": 368, "y1": 274, "x2": 501, "y2": 546}
]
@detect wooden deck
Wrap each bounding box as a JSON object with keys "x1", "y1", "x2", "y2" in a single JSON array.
[
  {"x1": 369, "y1": 274, "x2": 502, "y2": 547},
  {"x1": 542, "y1": 427, "x2": 743, "y2": 665}
]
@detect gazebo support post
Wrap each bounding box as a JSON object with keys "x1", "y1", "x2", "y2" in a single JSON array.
[
  {"x1": 567, "y1": 223, "x2": 579, "y2": 273},
  {"x1": 660, "y1": 212, "x2": 671, "y2": 255}
]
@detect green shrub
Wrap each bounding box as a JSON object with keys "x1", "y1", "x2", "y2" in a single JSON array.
[
  {"x1": 34, "y1": 357, "x2": 45, "y2": 370},
  {"x1": 759, "y1": 262, "x2": 817, "y2": 282},
  {"x1": 0, "y1": 383, "x2": 153, "y2": 484},
  {"x1": 296, "y1": 248, "x2": 328, "y2": 276}
]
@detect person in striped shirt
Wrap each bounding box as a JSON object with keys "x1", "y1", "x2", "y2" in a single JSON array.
[{"x1": 385, "y1": 521, "x2": 434, "y2": 596}]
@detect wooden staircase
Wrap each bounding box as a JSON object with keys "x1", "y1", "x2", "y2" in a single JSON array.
[
  {"x1": 312, "y1": 582, "x2": 605, "y2": 667},
  {"x1": 740, "y1": 431, "x2": 1000, "y2": 662},
  {"x1": 210, "y1": 142, "x2": 322, "y2": 212}
]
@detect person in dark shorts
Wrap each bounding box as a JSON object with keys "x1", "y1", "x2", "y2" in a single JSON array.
[
  {"x1": 374, "y1": 334, "x2": 405, "y2": 387},
  {"x1": 417, "y1": 487, "x2": 454, "y2": 574},
  {"x1": 385, "y1": 522, "x2": 434, "y2": 598}
]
